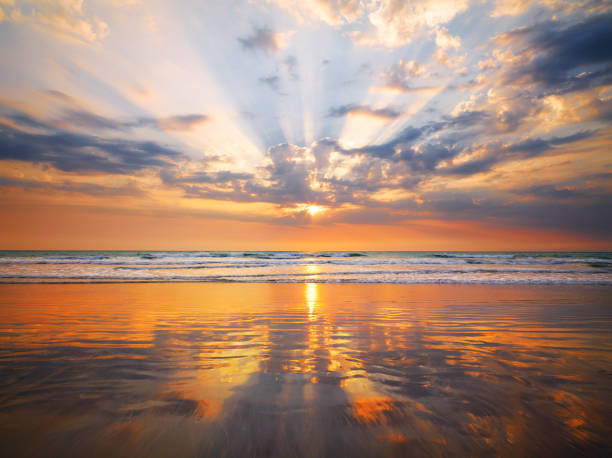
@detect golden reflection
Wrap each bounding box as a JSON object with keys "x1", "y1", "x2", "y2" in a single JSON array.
[
  {"x1": 0, "y1": 283, "x2": 610, "y2": 457},
  {"x1": 353, "y1": 397, "x2": 395, "y2": 425},
  {"x1": 303, "y1": 263, "x2": 321, "y2": 281},
  {"x1": 305, "y1": 282, "x2": 318, "y2": 317}
]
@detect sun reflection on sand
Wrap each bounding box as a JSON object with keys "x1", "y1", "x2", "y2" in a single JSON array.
[{"x1": 305, "y1": 282, "x2": 318, "y2": 318}]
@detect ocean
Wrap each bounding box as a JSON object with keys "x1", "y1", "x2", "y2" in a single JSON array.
[{"x1": 1, "y1": 251, "x2": 611, "y2": 284}]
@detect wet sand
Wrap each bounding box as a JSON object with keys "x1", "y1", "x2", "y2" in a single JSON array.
[{"x1": 0, "y1": 283, "x2": 611, "y2": 457}]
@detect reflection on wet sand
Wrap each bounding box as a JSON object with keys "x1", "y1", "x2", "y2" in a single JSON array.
[{"x1": 0, "y1": 283, "x2": 611, "y2": 457}]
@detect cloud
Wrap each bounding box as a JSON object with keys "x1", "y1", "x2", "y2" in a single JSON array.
[
  {"x1": 258, "y1": 75, "x2": 280, "y2": 91},
  {"x1": 398, "y1": 142, "x2": 462, "y2": 172},
  {"x1": 0, "y1": 2, "x2": 609, "y2": 242},
  {"x1": 261, "y1": 143, "x2": 320, "y2": 203},
  {"x1": 271, "y1": 0, "x2": 364, "y2": 26},
  {"x1": 496, "y1": 13, "x2": 612, "y2": 94},
  {"x1": 0, "y1": 120, "x2": 184, "y2": 174},
  {"x1": 164, "y1": 170, "x2": 253, "y2": 186},
  {"x1": 515, "y1": 184, "x2": 588, "y2": 200},
  {"x1": 442, "y1": 12, "x2": 612, "y2": 149},
  {"x1": 443, "y1": 130, "x2": 598, "y2": 175},
  {"x1": 2, "y1": 111, "x2": 52, "y2": 131},
  {"x1": 61, "y1": 109, "x2": 208, "y2": 132},
  {"x1": 143, "y1": 114, "x2": 208, "y2": 132},
  {"x1": 0, "y1": 175, "x2": 144, "y2": 197},
  {"x1": 5, "y1": 104, "x2": 605, "y2": 235},
  {"x1": 434, "y1": 27, "x2": 461, "y2": 66},
  {"x1": 283, "y1": 55, "x2": 299, "y2": 80},
  {"x1": 24, "y1": 100, "x2": 209, "y2": 133},
  {"x1": 490, "y1": 0, "x2": 535, "y2": 17},
  {"x1": 504, "y1": 130, "x2": 596, "y2": 155},
  {"x1": 397, "y1": 60, "x2": 427, "y2": 78},
  {"x1": 448, "y1": 89, "x2": 545, "y2": 135},
  {"x1": 355, "y1": 0, "x2": 469, "y2": 47},
  {"x1": 380, "y1": 60, "x2": 438, "y2": 93},
  {"x1": 58, "y1": 108, "x2": 123, "y2": 131},
  {"x1": 156, "y1": 124, "x2": 437, "y2": 207},
  {"x1": 488, "y1": 0, "x2": 610, "y2": 18},
  {"x1": 330, "y1": 126, "x2": 425, "y2": 160},
  {"x1": 272, "y1": 0, "x2": 468, "y2": 48},
  {"x1": 429, "y1": 110, "x2": 491, "y2": 132},
  {"x1": 421, "y1": 188, "x2": 612, "y2": 237},
  {"x1": 238, "y1": 27, "x2": 290, "y2": 54},
  {"x1": 22, "y1": 96, "x2": 592, "y2": 214},
  {"x1": 327, "y1": 104, "x2": 401, "y2": 120},
  {"x1": 8, "y1": 0, "x2": 109, "y2": 42},
  {"x1": 26, "y1": 91, "x2": 209, "y2": 132}
]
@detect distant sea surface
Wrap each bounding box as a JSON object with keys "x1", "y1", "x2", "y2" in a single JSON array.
[{"x1": 1, "y1": 251, "x2": 611, "y2": 284}]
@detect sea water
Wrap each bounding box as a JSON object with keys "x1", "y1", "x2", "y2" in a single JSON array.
[{"x1": 0, "y1": 251, "x2": 611, "y2": 284}]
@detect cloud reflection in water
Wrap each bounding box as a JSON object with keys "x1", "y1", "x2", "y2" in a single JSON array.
[{"x1": 0, "y1": 283, "x2": 610, "y2": 457}]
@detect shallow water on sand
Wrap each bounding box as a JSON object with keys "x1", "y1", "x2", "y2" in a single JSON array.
[{"x1": 0, "y1": 283, "x2": 611, "y2": 457}]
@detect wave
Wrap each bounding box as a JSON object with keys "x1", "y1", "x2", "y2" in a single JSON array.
[
  {"x1": 1, "y1": 275, "x2": 610, "y2": 285},
  {"x1": 1, "y1": 257, "x2": 610, "y2": 267},
  {"x1": 432, "y1": 253, "x2": 516, "y2": 259},
  {"x1": 113, "y1": 267, "x2": 611, "y2": 274},
  {"x1": 44, "y1": 255, "x2": 111, "y2": 260},
  {"x1": 1, "y1": 251, "x2": 610, "y2": 285}
]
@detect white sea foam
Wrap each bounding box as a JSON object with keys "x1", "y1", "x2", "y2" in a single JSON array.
[{"x1": 0, "y1": 251, "x2": 610, "y2": 284}]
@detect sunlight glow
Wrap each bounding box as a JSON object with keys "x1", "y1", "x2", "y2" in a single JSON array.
[
  {"x1": 305, "y1": 282, "x2": 318, "y2": 317},
  {"x1": 305, "y1": 204, "x2": 326, "y2": 216},
  {"x1": 289, "y1": 203, "x2": 328, "y2": 217}
]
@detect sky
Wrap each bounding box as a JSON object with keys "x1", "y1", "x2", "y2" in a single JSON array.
[{"x1": 0, "y1": 0, "x2": 611, "y2": 250}]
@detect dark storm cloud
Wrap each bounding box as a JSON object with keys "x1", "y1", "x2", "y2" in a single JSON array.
[
  {"x1": 238, "y1": 27, "x2": 281, "y2": 54},
  {"x1": 0, "y1": 122, "x2": 184, "y2": 174}
]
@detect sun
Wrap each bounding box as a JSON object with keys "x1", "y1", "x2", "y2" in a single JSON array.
[
  {"x1": 287, "y1": 203, "x2": 328, "y2": 217},
  {"x1": 305, "y1": 204, "x2": 326, "y2": 216}
]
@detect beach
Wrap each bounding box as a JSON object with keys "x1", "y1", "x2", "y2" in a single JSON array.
[
  {"x1": 2, "y1": 0, "x2": 611, "y2": 455},
  {"x1": 1, "y1": 281, "x2": 610, "y2": 457}
]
